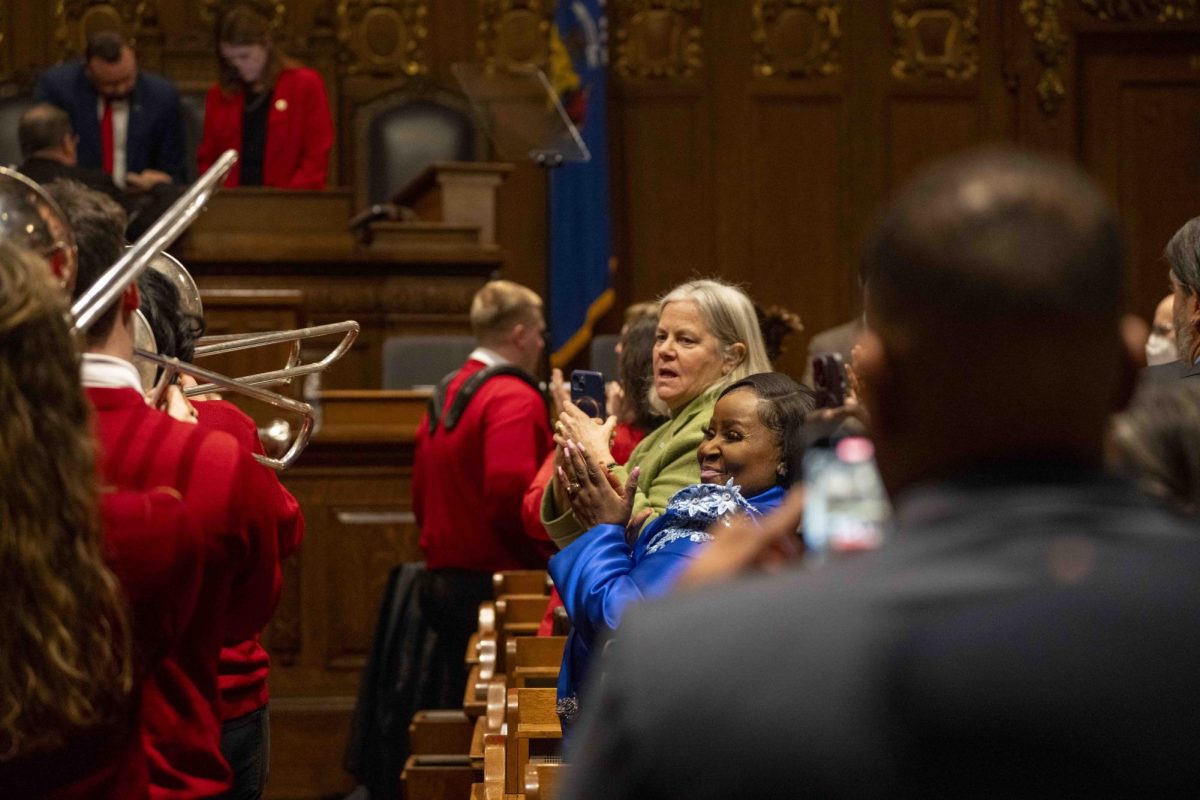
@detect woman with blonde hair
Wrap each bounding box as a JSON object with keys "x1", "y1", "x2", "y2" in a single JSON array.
[
  {"x1": 543, "y1": 278, "x2": 772, "y2": 547},
  {"x1": 0, "y1": 240, "x2": 202, "y2": 797}
]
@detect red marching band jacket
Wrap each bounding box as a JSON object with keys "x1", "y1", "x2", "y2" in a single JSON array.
[
  {"x1": 194, "y1": 399, "x2": 305, "y2": 722},
  {"x1": 196, "y1": 66, "x2": 333, "y2": 190},
  {"x1": 87, "y1": 387, "x2": 294, "y2": 799},
  {"x1": 0, "y1": 490, "x2": 204, "y2": 800},
  {"x1": 414, "y1": 358, "x2": 556, "y2": 572}
]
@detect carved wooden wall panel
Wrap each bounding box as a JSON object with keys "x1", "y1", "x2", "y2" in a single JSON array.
[
  {"x1": 54, "y1": 0, "x2": 147, "y2": 57},
  {"x1": 336, "y1": 0, "x2": 429, "y2": 76},
  {"x1": 1081, "y1": 0, "x2": 1198, "y2": 21},
  {"x1": 891, "y1": 0, "x2": 978, "y2": 80},
  {"x1": 613, "y1": 0, "x2": 703, "y2": 80},
  {"x1": 478, "y1": 0, "x2": 553, "y2": 71},
  {"x1": 1079, "y1": 38, "x2": 1200, "y2": 319},
  {"x1": 752, "y1": 0, "x2": 842, "y2": 78}
]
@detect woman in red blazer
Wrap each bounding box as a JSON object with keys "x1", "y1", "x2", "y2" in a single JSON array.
[{"x1": 196, "y1": 6, "x2": 332, "y2": 189}]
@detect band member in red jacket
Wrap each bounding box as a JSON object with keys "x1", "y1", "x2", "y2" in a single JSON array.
[
  {"x1": 0, "y1": 238, "x2": 205, "y2": 800},
  {"x1": 50, "y1": 180, "x2": 291, "y2": 799},
  {"x1": 413, "y1": 280, "x2": 554, "y2": 707},
  {"x1": 196, "y1": 6, "x2": 332, "y2": 189},
  {"x1": 138, "y1": 265, "x2": 305, "y2": 800}
]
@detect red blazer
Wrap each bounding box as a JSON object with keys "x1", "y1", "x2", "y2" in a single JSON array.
[
  {"x1": 414, "y1": 358, "x2": 554, "y2": 572},
  {"x1": 195, "y1": 400, "x2": 305, "y2": 721},
  {"x1": 88, "y1": 388, "x2": 287, "y2": 799},
  {"x1": 196, "y1": 66, "x2": 332, "y2": 189}
]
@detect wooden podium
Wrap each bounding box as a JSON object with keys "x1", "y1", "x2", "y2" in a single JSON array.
[{"x1": 176, "y1": 186, "x2": 505, "y2": 392}]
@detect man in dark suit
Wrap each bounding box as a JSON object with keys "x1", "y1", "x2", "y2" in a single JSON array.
[
  {"x1": 18, "y1": 102, "x2": 126, "y2": 201},
  {"x1": 561, "y1": 149, "x2": 1200, "y2": 798},
  {"x1": 35, "y1": 30, "x2": 185, "y2": 189},
  {"x1": 18, "y1": 102, "x2": 184, "y2": 240}
]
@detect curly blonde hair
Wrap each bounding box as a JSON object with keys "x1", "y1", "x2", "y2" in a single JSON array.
[{"x1": 0, "y1": 240, "x2": 131, "y2": 759}]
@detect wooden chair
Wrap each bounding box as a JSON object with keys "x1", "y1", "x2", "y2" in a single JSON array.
[
  {"x1": 407, "y1": 709, "x2": 473, "y2": 755},
  {"x1": 400, "y1": 753, "x2": 480, "y2": 800},
  {"x1": 525, "y1": 759, "x2": 566, "y2": 800},
  {"x1": 505, "y1": 688, "x2": 561, "y2": 795},
  {"x1": 493, "y1": 569, "x2": 551, "y2": 597},
  {"x1": 508, "y1": 636, "x2": 566, "y2": 690}
]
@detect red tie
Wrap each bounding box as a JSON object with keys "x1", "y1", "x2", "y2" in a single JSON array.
[{"x1": 101, "y1": 99, "x2": 114, "y2": 174}]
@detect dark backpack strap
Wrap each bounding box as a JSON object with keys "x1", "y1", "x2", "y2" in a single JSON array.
[
  {"x1": 429, "y1": 364, "x2": 541, "y2": 434},
  {"x1": 426, "y1": 370, "x2": 458, "y2": 434}
]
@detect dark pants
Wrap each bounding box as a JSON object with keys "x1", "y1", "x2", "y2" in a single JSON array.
[
  {"x1": 219, "y1": 705, "x2": 270, "y2": 800},
  {"x1": 418, "y1": 569, "x2": 494, "y2": 710}
]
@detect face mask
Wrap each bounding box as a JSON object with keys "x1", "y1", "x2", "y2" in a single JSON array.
[{"x1": 1146, "y1": 333, "x2": 1177, "y2": 366}]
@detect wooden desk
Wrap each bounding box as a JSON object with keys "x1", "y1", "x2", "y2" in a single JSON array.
[{"x1": 177, "y1": 189, "x2": 504, "y2": 390}]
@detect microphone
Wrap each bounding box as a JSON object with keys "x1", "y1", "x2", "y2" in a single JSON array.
[{"x1": 348, "y1": 203, "x2": 398, "y2": 232}]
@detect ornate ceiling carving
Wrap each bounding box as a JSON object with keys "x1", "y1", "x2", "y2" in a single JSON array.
[
  {"x1": 752, "y1": 0, "x2": 841, "y2": 79},
  {"x1": 891, "y1": 0, "x2": 978, "y2": 81},
  {"x1": 613, "y1": 0, "x2": 703, "y2": 80},
  {"x1": 336, "y1": 0, "x2": 428, "y2": 77}
]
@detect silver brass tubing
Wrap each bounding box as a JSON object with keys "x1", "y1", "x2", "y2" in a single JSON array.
[
  {"x1": 185, "y1": 320, "x2": 360, "y2": 396},
  {"x1": 137, "y1": 347, "x2": 315, "y2": 470},
  {"x1": 71, "y1": 150, "x2": 238, "y2": 333}
]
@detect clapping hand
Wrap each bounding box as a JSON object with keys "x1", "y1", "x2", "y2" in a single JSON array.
[{"x1": 559, "y1": 439, "x2": 640, "y2": 529}]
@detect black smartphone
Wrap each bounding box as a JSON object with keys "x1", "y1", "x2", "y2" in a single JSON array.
[
  {"x1": 571, "y1": 369, "x2": 607, "y2": 419},
  {"x1": 812, "y1": 353, "x2": 848, "y2": 409}
]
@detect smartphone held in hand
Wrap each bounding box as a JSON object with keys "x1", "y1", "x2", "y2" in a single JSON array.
[
  {"x1": 812, "y1": 353, "x2": 848, "y2": 409},
  {"x1": 571, "y1": 369, "x2": 607, "y2": 419}
]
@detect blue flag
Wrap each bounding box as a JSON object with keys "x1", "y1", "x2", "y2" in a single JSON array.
[{"x1": 548, "y1": 0, "x2": 614, "y2": 367}]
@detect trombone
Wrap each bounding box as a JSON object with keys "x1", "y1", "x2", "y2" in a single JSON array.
[{"x1": 72, "y1": 150, "x2": 359, "y2": 470}]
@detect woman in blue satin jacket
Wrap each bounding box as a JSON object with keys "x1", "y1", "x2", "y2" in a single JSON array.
[{"x1": 551, "y1": 372, "x2": 815, "y2": 728}]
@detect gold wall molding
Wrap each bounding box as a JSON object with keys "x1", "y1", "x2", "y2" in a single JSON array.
[
  {"x1": 55, "y1": 0, "x2": 149, "y2": 58},
  {"x1": 891, "y1": 0, "x2": 978, "y2": 81},
  {"x1": 336, "y1": 0, "x2": 428, "y2": 76},
  {"x1": 752, "y1": 0, "x2": 841, "y2": 79},
  {"x1": 1080, "y1": 0, "x2": 1198, "y2": 21},
  {"x1": 1019, "y1": 0, "x2": 1067, "y2": 116},
  {"x1": 200, "y1": 0, "x2": 288, "y2": 32},
  {"x1": 478, "y1": 0, "x2": 553, "y2": 72},
  {"x1": 0, "y1": 2, "x2": 9, "y2": 80},
  {"x1": 613, "y1": 0, "x2": 703, "y2": 80}
]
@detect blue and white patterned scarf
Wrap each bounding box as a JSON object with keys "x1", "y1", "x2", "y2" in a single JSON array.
[{"x1": 641, "y1": 479, "x2": 758, "y2": 556}]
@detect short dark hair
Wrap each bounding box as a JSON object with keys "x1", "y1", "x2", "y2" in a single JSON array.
[
  {"x1": 43, "y1": 180, "x2": 127, "y2": 346},
  {"x1": 85, "y1": 30, "x2": 127, "y2": 63},
  {"x1": 137, "y1": 267, "x2": 205, "y2": 364},
  {"x1": 862, "y1": 147, "x2": 1125, "y2": 335},
  {"x1": 718, "y1": 372, "x2": 816, "y2": 486},
  {"x1": 18, "y1": 103, "x2": 73, "y2": 159},
  {"x1": 1165, "y1": 217, "x2": 1200, "y2": 295}
]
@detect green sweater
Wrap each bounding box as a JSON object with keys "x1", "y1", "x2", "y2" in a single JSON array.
[{"x1": 541, "y1": 388, "x2": 718, "y2": 548}]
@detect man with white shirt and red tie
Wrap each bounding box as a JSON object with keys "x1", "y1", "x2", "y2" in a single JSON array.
[{"x1": 36, "y1": 30, "x2": 185, "y2": 190}]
